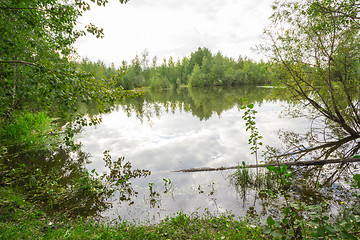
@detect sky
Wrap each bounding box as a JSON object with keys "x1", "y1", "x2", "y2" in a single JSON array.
[{"x1": 74, "y1": 0, "x2": 273, "y2": 67}]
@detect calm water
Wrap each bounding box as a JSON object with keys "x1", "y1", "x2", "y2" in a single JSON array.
[{"x1": 77, "y1": 86, "x2": 345, "y2": 222}]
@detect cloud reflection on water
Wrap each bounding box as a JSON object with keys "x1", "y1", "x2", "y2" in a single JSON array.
[{"x1": 78, "y1": 89, "x2": 307, "y2": 222}]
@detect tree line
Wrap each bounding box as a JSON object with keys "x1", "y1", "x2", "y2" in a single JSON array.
[
  {"x1": 118, "y1": 86, "x2": 280, "y2": 121},
  {"x1": 77, "y1": 48, "x2": 271, "y2": 90}
]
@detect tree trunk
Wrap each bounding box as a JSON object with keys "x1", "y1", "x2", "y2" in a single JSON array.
[{"x1": 173, "y1": 157, "x2": 360, "y2": 172}]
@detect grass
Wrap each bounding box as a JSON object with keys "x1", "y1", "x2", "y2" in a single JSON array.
[
  {"x1": 0, "y1": 151, "x2": 264, "y2": 239},
  {"x1": 0, "y1": 188, "x2": 264, "y2": 240}
]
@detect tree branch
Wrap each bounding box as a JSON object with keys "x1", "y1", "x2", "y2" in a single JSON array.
[
  {"x1": 0, "y1": 60, "x2": 38, "y2": 67},
  {"x1": 0, "y1": 7, "x2": 39, "y2": 10}
]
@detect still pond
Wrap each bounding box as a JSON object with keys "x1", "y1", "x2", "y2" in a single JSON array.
[{"x1": 77, "y1": 86, "x2": 357, "y2": 222}]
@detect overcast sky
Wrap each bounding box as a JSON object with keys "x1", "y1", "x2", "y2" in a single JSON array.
[{"x1": 74, "y1": 0, "x2": 273, "y2": 66}]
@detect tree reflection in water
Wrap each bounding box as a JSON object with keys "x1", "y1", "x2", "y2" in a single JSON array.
[
  {"x1": 230, "y1": 98, "x2": 360, "y2": 220},
  {"x1": 117, "y1": 86, "x2": 360, "y2": 218},
  {"x1": 60, "y1": 85, "x2": 358, "y2": 221},
  {"x1": 119, "y1": 85, "x2": 278, "y2": 123},
  {"x1": 1, "y1": 146, "x2": 152, "y2": 219}
]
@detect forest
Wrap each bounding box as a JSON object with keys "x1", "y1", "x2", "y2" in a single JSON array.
[
  {"x1": 1, "y1": 0, "x2": 360, "y2": 239},
  {"x1": 77, "y1": 47, "x2": 271, "y2": 90}
]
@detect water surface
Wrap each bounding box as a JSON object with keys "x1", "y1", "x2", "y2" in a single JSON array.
[{"x1": 77, "y1": 86, "x2": 324, "y2": 222}]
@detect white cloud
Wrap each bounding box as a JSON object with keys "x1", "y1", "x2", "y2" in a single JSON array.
[{"x1": 74, "y1": 0, "x2": 273, "y2": 66}]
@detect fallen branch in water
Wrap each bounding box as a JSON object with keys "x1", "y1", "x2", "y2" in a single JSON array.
[{"x1": 173, "y1": 157, "x2": 360, "y2": 172}]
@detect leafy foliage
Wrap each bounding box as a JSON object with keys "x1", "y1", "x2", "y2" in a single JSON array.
[
  {"x1": 241, "y1": 103, "x2": 263, "y2": 162},
  {"x1": 0, "y1": 0, "x2": 132, "y2": 118},
  {"x1": 262, "y1": 165, "x2": 360, "y2": 239},
  {"x1": 261, "y1": 0, "x2": 360, "y2": 140},
  {"x1": 82, "y1": 48, "x2": 271, "y2": 90},
  {"x1": 0, "y1": 0, "x2": 139, "y2": 155}
]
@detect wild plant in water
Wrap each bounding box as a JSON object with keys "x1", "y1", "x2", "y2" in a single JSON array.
[
  {"x1": 241, "y1": 103, "x2": 263, "y2": 167},
  {"x1": 100, "y1": 150, "x2": 151, "y2": 205},
  {"x1": 230, "y1": 162, "x2": 253, "y2": 197},
  {"x1": 263, "y1": 165, "x2": 360, "y2": 239}
]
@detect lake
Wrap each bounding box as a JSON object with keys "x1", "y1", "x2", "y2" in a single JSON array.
[{"x1": 77, "y1": 86, "x2": 358, "y2": 222}]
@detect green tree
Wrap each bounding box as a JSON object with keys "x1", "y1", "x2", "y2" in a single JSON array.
[
  {"x1": 262, "y1": 0, "x2": 360, "y2": 143},
  {"x1": 0, "y1": 0, "x2": 129, "y2": 120},
  {"x1": 102, "y1": 47, "x2": 271, "y2": 90},
  {"x1": 210, "y1": 52, "x2": 226, "y2": 86},
  {"x1": 188, "y1": 64, "x2": 206, "y2": 87},
  {"x1": 167, "y1": 56, "x2": 177, "y2": 86},
  {"x1": 141, "y1": 49, "x2": 151, "y2": 86},
  {"x1": 179, "y1": 57, "x2": 190, "y2": 85},
  {"x1": 121, "y1": 54, "x2": 144, "y2": 89},
  {"x1": 186, "y1": 47, "x2": 212, "y2": 78},
  {"x1": 77, "y1": 58, "x2": 116, "y2": 80}
]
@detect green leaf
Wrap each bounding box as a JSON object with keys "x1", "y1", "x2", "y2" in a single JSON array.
[
  {"x1": 266, "y1": 165, "x2": 275, "y2": 172},
  {"x1": 247, "y1": 104, "x2": 254, "y2": 109},
  {"x1": 317, "y1": 226, "x2": 326, "y2": 236},
  {"x1": 282, "y1": 218, "x2": 290, "y2": 225},
  {"x1": 339, "y1": 231, "x2": 357, "y2": 240},
  {"x1": 271, "y1": 230, "x2": 282, "y2": 238},
  {"x1": 290, "y1": 203, "x2": 300, "y2": 210},
  {"x1": 349, "y1": 214, "x2": 356, "y2": 221},
  {"x1": 345, "y1": 223, "x2": 353, "y2": 231},
  {"x1": 267, "y1": 216, "x2": 276, "y2": 226},
  {"x1": 309, "y1": 220, "x2": 319, "y2": 226},
  {"x1": 353, "y1": 174, "x2": 360, "y2": 182},
  {"x1": 283, "y1": 207, "x2": 290, "y2": 215},
  {"x1": 264, "y1": 226, "x2": 272, "y2": 234},
  {"x1": 325, "y1": 225, "x2": 336, "y2": 234},
  {"x1": 280, "y1": 164, "x2": 288, "y2": 173}
]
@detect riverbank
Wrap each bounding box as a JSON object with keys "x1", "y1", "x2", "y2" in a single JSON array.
[{"x1": 0, "y1": 189, "x2": 263, "y2": 239}]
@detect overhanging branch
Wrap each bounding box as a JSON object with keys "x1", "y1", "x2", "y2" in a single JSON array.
[{"x1": 0, "y1": 60, "x2": 38, "y2": 67}]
